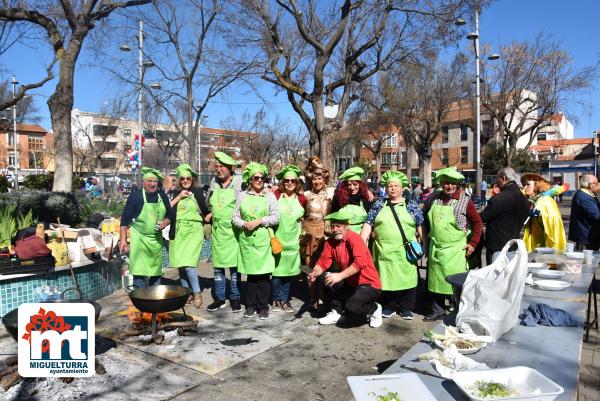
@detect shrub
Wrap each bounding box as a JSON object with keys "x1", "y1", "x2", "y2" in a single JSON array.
[
  {"x1": 0, "y1": 175, "x2": 9, "y2": 193},
  {"x1": 23, "y1": 173, "x2": 87, "y2": 191},
  {"x1": 0, "y1": 190, "x2": 82, "y2": 226}
]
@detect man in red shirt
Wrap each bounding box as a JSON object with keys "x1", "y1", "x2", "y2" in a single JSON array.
[{"x1": 308, "y1": 211, "x2": 383, "y2": 328}]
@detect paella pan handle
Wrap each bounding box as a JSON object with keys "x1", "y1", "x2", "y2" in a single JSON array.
[{"x1": 61, "y1": 287, "x2": 82, "y2": 300}]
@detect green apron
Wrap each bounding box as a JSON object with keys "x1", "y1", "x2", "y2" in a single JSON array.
[
  {"x1": 210, "y1": 178, "x2": 239, "y2": 268},
  {"x1": 373, "y1": 202, "x2": 418, "y2": 291},
  {"x1": 169, "y1": 195, "x2": 204, "y2": 268},
  {"x1": 273, "y1": 195, "x2": 303, "y2": 277},
  {"x1": 129, "y1": 190, "x2": 166, "y2": 277},
  {"x1": 237, "y1": 194, "x2": 275, "y2": 275},
  {"x1": 340, "y1": 202, "x2": 367, "y2": 233},
  {"x1": 427, "y1": 200, "x2": 468, "y2": 294}
]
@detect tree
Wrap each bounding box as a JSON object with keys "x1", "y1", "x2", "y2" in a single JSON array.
[
  {"x1": 0, "y1": 79, "x2": 41, "y2": 128},
  {"x1": 109, "y1": 0, "x2": 253, "y2": 173},
  {"x1": 234, "y1": 0, "x2": 479, "y2": 171},
  {"x1": 0, "y1": 0, "x2": 154, "y2": 191},
  {"x1": 483, "y1": 141, "x2": 540, "y2": 175},
  {"x1": 481, "y1": 33, "x2": 598, "y2": 167}
]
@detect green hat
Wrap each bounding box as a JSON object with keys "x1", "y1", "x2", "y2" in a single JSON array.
[
  {"x1": 381, "y1": 170, "x2": 408, "y2": 187},
  {"x1": 339, "y1": 166, "x2": 364, "y2": 181},
  {"x1": 142, "y1": 167, "x2": 164, "y2": 181},
  {"x1": 214, "y1": 151, "x2": 236, "y2": 167},
  {"x1": 435, "y1": 167, "x2": 464, "y2": 183},
  {"x1": 276, "y1": 165, "x2": 301, "y2": 180},
  {"x1": 175, "y1": 163, "x2": 198, "y2": 178},
  {"x1": 324, "y1": 210, "x2": 352, "y2": 223},
  {"x1": 242, "y1": 162, "x2": 269, "y2": 184}
]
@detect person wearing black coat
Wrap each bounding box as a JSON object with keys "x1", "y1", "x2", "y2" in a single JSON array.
[
  {"x1": 480, "y1": 168, "x2": 529, "y2": 265},
  {"x1": 568, "y1": 174, "x2": 600, "y2": 250}
]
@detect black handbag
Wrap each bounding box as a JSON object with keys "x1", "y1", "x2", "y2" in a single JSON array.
[{"x1": 387, "y1": 200, "x2": 424, "y2": 263}]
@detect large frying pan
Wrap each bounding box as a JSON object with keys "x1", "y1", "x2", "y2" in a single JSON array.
[
  {"x1": 2, "y1": 299, "x2": 102, "y2": 342},
  {"x1": 128, "y1": 285, "x2": 191, "y2": 314}
]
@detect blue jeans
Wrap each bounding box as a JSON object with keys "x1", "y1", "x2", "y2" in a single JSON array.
[
  {"x1": 132, "y1": 275, "x2": 161, "y2": 289},
  {"x1": 213, "y1": 267, "x2": 240, "y2": 301},
  {"x1": 179, "y1": 267, "x2": 201, "y2": 293},
  {"x1": 271, "y1": 276, "x2": 292, "y2": 301}
]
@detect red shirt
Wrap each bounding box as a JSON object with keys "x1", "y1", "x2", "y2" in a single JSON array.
[{"x1": 316, "y1": 230, "x2": 381, "y2": 289}]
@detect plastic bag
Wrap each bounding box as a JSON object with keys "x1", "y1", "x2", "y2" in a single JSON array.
[{"x1": 456, "y1": 239, "x2": 528, "y2": 341}]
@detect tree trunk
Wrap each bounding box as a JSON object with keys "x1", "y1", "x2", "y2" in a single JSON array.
[
  {"x1": 186, "y1": 81, "x2": 197, "y2": 173},
  {"x1": 419, "y1": 155, "x2": 433, "y2": 188},
  {"x1": 405, "y1": 146, "x2": 413, "y2": 181},
  {"x1": 49, "y1": 51, "x2": 79, "y2": 192},
  {"x1": 375, "y1": 156, "x2": 381, "y2": 183}
]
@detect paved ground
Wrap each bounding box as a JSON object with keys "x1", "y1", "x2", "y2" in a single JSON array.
[{"x1": 0, "y1": 196, "x2": 598, "y2": 400}]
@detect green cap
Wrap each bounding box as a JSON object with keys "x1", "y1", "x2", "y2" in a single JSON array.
[
  {"x1": 381, "y1": 170, "x2": 408, "y2": 187},
  {"x1": 339, "y1": 166, "x2": 364, "y2": 181},
  {"x1": 214, "y1": 151, "x2": 236, "y2": 167},
  {"x1": 142, "y1": 167, "x2": 164, "y2": 180},
  {"x1": 276, "y1": 165, "x2": 301, "y2": 180},
  {"x1": 242, "y1": 162, "x2": 269, "y2": 184},
  {"x1": 324, "y1": 210, "x2": 352, "y2": 223},
  {"x1": 434, "y1": 167, "x2": 464, "y2": 183},
  {"x1": 175, "y1": 163, "x2": 198, "y2": 178}
]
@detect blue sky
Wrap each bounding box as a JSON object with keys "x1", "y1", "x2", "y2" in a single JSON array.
[{"x1": 2, "y1": 0, "x2": 599, "y2": 138}]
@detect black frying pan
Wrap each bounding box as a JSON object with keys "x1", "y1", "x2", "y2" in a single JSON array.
[{"x1": 128, "y1": 285, "x2": 191, "y2": 314}]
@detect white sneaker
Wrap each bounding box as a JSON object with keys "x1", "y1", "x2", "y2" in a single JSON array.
[
  {"x1": 369, "y1": 303, "x2": 383, "y2": 328},
  {"x1": 318, "y1": 310, "x2": 341, "y2": 325}
]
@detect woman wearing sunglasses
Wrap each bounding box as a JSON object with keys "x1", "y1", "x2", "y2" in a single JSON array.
[
  {"x1": 331, "y1": 166, "x2": 374, "y2": 233},
  {"x1": 168, "y1": 164, "x2": 210, "y2": 308},
  {"x1": 272, "y1": 165, "x2": 306, "y2": 313},
  {"x1": 232, "y1": 162, "x2": 280, "y2": 319}
]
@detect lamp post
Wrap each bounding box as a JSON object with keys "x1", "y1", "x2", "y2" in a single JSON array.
[
  {"x1": 11, "y1": 76, "x2": 19, "y2": 190},
  {"x1": 456, "y1": 13, "x2": 499, "y2": 201},
  {"x1": 120, "y1": 20, "x2": 160, "y2": 184}
]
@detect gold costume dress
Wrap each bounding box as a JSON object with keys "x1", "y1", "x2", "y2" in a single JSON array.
[{"x1": 300, "y1": 187, "x2": 334, "y2": 266}]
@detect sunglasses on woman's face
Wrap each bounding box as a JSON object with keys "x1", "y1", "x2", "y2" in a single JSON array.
[
  {"x1": 283, "y1": 179, "x2": 296, "y2": 184},
  {"x1": 180, "y1": 177, "x2": 192, "y2": 182},
  {"x1": 251, "y1": 176, "x2": 264, "y2": 182}
]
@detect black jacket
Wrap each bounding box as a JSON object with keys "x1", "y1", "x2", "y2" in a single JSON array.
[
  {"x1": 480, "y1": 181, "x2": 529, "y2": 251},
  {"x1": 568, "y1": 189, "x2": 600, "y2": 247},
  {"x1": 168, "y1": 187, "x2": 210, "y2": 240}
]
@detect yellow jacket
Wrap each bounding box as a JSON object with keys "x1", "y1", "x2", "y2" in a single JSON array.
[{"x1": 523, "y1": 195, "x2": 566, "y2": 252}]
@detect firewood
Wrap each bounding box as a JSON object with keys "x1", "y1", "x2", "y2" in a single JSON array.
[
  {"x1": 0, "y1": 365, "x2": 17, "y2": 379},
  {"x1": 60, "y1": 377, "x2": 74, "y2": 384},
  {"x1": 5, "y1": 356, "x2": 17, "y2": 366},
  {"x1": 153, "y1": 333, "x2": 164, "y2": 345},
  {"x1": 158, "y1": 321, "x2": 198, "y2": 330},
  {"x1": 0, "y1": 371, "x2": 21, "y2": 391}
]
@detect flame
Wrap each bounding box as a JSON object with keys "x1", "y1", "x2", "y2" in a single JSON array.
[{"x1": 124, "y1": 299, "x2": 172, "y2": 325}]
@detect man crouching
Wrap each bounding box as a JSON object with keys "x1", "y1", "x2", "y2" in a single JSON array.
[{"x1": 308, "y1": 211, "x2": 382, "y2": 328}]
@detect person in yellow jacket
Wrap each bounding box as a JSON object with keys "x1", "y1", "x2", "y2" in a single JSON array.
[{"x1": 522, "y1": 173, "x2": 566, "y2": 252}]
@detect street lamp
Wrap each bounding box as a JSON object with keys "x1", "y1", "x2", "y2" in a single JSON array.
[
  {"x1": 120, "y1": 20, "x2": 158, "y2": 184},
  {"x1": 456, "y1": 12, "x2": 499, "y2": 202},
  {"x1": 11, "y1": 76, "x2": 19, "y2": 190}
]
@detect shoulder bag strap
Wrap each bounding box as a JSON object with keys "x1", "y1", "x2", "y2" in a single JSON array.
[{"x1": 387, "y1": 199, "x2": 409, "y2": 245}]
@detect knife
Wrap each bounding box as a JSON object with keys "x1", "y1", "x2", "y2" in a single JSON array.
[{"x1": 398, "y1": 364, "x2": 444, "y2": 379}]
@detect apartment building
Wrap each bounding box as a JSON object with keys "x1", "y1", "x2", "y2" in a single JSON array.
[{"x1": 0, "y1": 123, "x2": 54, "y2": 181}]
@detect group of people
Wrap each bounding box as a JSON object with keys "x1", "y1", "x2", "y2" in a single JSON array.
[{"x1": 118, "y1": 150, "x2": 597, "y2": 328}]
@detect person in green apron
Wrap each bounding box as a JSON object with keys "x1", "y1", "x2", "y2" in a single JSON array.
[
  {"x1": 360, "y1": 170, "x2": 424, "y2": 321},
  {"x1": 331, "y1": 166, "x2": 373, "y2": 233},
  {"x1": 168, "y1": 164, "x2": 209, "y2": 308},
  {"x1": 232, "y1": 162, "x2": 279, "y2": 320},
  {"x1": 119, "y1": 167, "x2": 173, "y2": 289},
  {"x1": 272, "y1": 165, "x2": 306, "y2": 313},
  {"x1": 206, "y1": 151, "x2": 243, "y2": 312},
  {"x1": 422, "y1": 167, "x2": 483, "y2": 321}
]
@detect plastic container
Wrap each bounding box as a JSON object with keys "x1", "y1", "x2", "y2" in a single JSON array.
[{"x1": 453, "y1": 366, "x2": 564, "y2": 401}]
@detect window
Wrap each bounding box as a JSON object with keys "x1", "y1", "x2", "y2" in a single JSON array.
[
  {"x1": 441, "y1": 149, "x2": 449, "y2": 164},
  {"x1": 123, "y1": 128, "x2": 131, "y2": 137},
  {"x1": 460, "y1": 125, "x2": 469, "y2": 141},
  {"x1": 399, "y1": 151, "x2": 407, "y2": 167},
  {"x1": 382, "y1": 134, "x2": 397, "y2": 148},
  {"x1": 28, "y1": 134, "x2": 44, "y2": 150},
  {"x1": 100, "y1": 158, "x2": 117, "y2": 169},
  {"x1": 442, "y1": 126, "x2": 449, "y2": 143},
  {"x1": 381, "y1": 152, "x2": 398, "y2": 166},
  {"x1": 537, "y1": 133, "x2": 547, "y2": 141},
  {"x1": 460, "y1": 146, "x2": 468, "y2": 164},
  {"x1": 8, "y1": 153, "x2": 16, "y2": 167},
  {"x1": 8, "y1": 134, "x2": 14, "y2": 146},
  {"x1": 482, "y1": 120, "x2": 493, "y2": 138},
  {"x1": 93, "y1": 124, "x2": 117, "y2": 137},
  {"x1": 29, "y1": 152, "x2": 43, "y2": 169}
]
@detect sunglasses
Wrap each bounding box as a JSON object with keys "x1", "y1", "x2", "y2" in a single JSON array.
[
  {"x1": 251, "y1": 176, "x2": 264, "y2": 182},
  {"x1": 180, "y1": 177, "x2": 192, "y2": 182},
  {"x1": 283, "y1": 179, "x2": 297, "y2": 184}
]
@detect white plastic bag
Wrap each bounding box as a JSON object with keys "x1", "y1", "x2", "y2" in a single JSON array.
[{"x1": 456, "y1": 239, "x2": 528, "y2": 341}]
